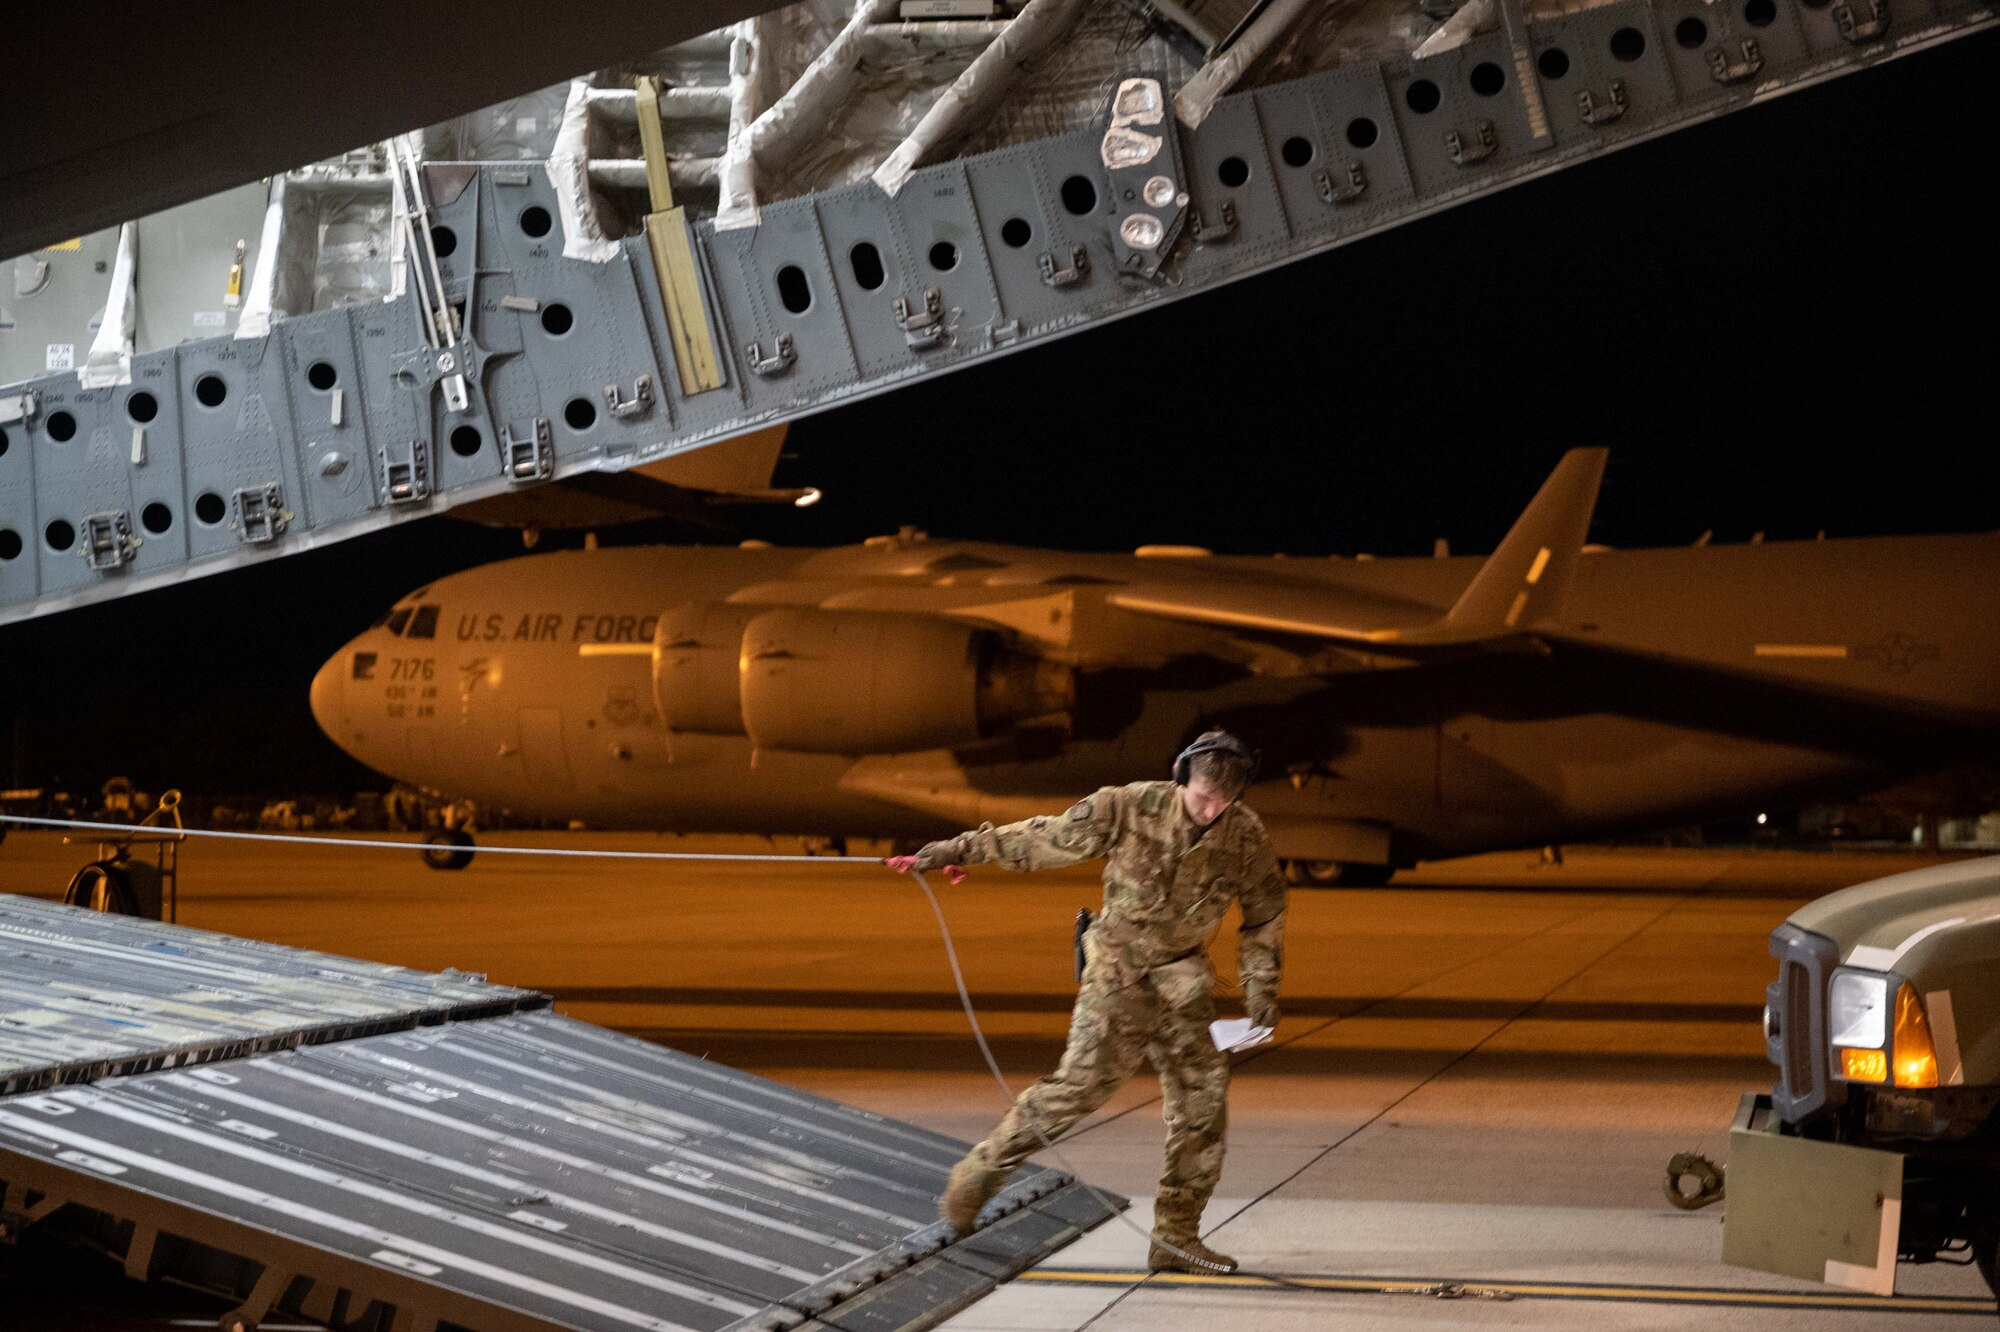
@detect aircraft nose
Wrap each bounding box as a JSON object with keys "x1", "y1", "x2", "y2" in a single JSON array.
[{"x1": 309, "y1": 649, "x2": 347, "y2": 740}]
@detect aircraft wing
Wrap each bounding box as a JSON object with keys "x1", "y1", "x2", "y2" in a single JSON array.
[
  {"x1": 1110, "y1": 449, "x2": 1609, "y2": 650},
  {"x1": 449, "y1": 427, "x2": 809, "y2": 533}
]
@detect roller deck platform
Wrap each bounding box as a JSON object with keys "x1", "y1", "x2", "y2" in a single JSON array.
[{"x1": 0, "y1": 895, "x2": 1114, "y2": 1332}]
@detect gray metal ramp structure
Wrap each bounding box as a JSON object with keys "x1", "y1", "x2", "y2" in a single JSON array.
[
  {"x1": 3, "y1": 0, "x2": 1995, "y2": 625},
  {"x1": 0, "y1": 896, "x2": 1116, "y2": 1332}
]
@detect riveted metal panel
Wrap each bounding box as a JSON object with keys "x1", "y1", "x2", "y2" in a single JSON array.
[
  {"x1": 0, "y1": 407, "x2": 36, "y2": 604},
  {"x1": 960, "y1": 142, "x2": 1108, "y2": 336},
  {"x1": 813, "y1": 187, "x2": 923, "y2": 380},
  {"x1": 1302, "y1": 63, "x2": 1420, "y2": 226},
  {"x1": 1789, "y1": 0, "x2": 1928, "y2": 56},
  {"x1": 703, "y1": 201, "x2": 859, "y2": 413},
  {"x1": 1386, "y1": 36, "x2": 1542, "y2": 196},
  {"x1": 494, "y1": 253, "x2": 668, "y2": 468},
  {"x1": 282, "y1": 308, "x2": 381, "y2": 528},
  {"x1": 485, "y1": 172, "x2": 567, "y2": 272},
  {"x1": 174, "y1": 335, "x2": 304, "y2": 559},
  {"x1": 880, "y1": 161, "x2": 1006, "y2": 361},
  {"x1": 1528, "y1": 2, "x2": 1684, "y2": 149},
  {"x1": 122, "y1": 351, "x2": 192, "y2": 566},
  {"x1": 420, "y1": 172, "x2": 509, "y2": 495},
  {"x1": 13, "y1": 374, "x2": 125, "y2": 595},
  {"x1": 347, "y1": 295, "x2": 434, "y2": 516},
  {"x1": 1646, "y1": 0, "x2": 1760, "y2": 105},
  {"x1": 1180, "y1": 95, "x2": 1294, "y2": 274},
  {"x1": 1023, "y1": 129, "x2": 1126, "y2": 307},
  {"x1": 1655, "y1": 0, "x2": 1815, "y2": 86}
]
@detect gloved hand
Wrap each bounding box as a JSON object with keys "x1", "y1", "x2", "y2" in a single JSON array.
[
  {"x1": 1246, "y1": 992, "x2": 1280, "y2": 1032},
  {"x1": 885, "y1": 840, "x2": 968, "y2": 884}
]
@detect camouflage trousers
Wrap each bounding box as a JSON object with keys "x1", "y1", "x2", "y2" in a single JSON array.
[{"x1": 974, "y1": 952, "x2": 1228, "y2": 1240}]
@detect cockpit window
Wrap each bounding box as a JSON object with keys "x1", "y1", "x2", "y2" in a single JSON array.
[
  {"x1": 406, "y1": 605, "x2": 440, "y2": 639},
  {"x1": 370, "y1": 609, "x2": 393, "y2": 628},
  {"x1": 385, "y1": 608, "x2": 413, "y2": 636}
]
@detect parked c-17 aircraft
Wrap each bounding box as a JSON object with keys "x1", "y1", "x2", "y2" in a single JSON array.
[{"x1": 310, "y1": 449, "x2": 2000, "y2": 882}]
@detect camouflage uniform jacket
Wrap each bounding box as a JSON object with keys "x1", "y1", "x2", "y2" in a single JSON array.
[{"x1": 927, "y1": 781, "x2": 1287, "y2": 1006}]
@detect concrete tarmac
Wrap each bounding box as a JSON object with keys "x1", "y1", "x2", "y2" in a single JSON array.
[{"x1": 0, "y1": 830, "x2": 1993, "y2": 1329}]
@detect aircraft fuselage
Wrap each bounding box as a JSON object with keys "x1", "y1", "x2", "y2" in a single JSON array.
[{"x1": 309, "y1": 533, "x2": 2000, "y2": 863}]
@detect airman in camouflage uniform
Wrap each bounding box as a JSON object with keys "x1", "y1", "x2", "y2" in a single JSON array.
[{"x1": 891, "y1": 732, "x2": 1286, "y2": 1273}]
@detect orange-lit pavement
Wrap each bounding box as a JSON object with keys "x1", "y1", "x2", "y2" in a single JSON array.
[{"x1": 1, "y1": 834, "x2": 1991, "y2": 1329}]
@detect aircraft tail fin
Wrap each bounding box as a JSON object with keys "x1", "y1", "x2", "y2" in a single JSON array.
[
  {"x1": 1105, "y1": 448, "x2": 1607, "y2": 651},
  {"x1": 1405, "y1": 446, "x2": 1607, "y2": 644}
]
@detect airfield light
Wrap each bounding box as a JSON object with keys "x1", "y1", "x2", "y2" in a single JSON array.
[
  {"x1": 794, "y1": 488, "x2": 823, "y2": 508},
  {"x1": 1891, "y1": 983, "x2": 1939, "y2": 1089},
  {"x1": 1756, "y1": 813, "x2": 1768, "y2": 825}
]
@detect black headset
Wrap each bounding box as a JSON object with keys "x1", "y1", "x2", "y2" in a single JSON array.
[{"x1": 1172, "y1": 730, "x2": 1261, "y2": 787}]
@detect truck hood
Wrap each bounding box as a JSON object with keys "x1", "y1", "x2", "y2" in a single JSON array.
[{"x1": 1791, "y1": 855, "x2": 2000, "y2": 973}]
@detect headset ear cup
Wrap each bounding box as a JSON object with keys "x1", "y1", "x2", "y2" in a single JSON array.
[{"x1": 1175, "y1": 733, "x2": 1258, "y2": 789}]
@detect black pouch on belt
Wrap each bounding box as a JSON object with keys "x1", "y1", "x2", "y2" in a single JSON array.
[{"x1": 1074, "y1": 908, "x2": 1094, "y2": 982}]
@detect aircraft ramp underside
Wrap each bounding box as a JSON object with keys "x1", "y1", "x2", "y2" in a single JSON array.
[
  {"x1": 0, "y1": 0, "x2": 1992, "y2": 625},
  {"x1": 0, "y1": 895, "x2": 1113, "y2": 1332}
]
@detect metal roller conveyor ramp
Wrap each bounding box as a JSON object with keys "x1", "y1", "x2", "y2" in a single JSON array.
[{"x1": 0, "y1": 895, "x2": 1117, "y2": 1332}]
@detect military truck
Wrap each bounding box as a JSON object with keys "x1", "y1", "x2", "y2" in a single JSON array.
[{"x1": 1724, "y1": 856, "x2": 2000, "y2": 1299}]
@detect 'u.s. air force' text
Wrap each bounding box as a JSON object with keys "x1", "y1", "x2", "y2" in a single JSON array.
[{"x1": 457, "y1": 613, "x2": 661, "y2": 643}]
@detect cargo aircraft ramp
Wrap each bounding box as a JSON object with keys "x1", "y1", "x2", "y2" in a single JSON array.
[{"x1": 0, "y1": 894, "x2": 1115, "y2": 1332}]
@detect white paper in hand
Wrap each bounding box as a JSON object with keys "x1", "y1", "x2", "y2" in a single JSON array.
[{"x1": 1209, "y1": 1018, "x2": 1275, "y2": 1053}]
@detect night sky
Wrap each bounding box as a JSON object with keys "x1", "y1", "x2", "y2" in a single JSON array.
[{"x1": 2, "y1": 33, "x2": 1994, "y2": 801}]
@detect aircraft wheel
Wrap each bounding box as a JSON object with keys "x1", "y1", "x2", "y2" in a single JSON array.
[
  {"x1": 65, "y1": 861, "x2": 140, "y2": 915},
  {"x1": 1293, "y1": 860, "x2": 1394, "y2": 888},
  {"x1": 421, "y1": 829, "x2": 476, "y2": 871}
]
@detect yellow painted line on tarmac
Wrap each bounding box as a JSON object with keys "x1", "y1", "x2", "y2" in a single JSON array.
[{"x1": 1018, "y1": 1268, "x2": 1998, "y2": 1315}]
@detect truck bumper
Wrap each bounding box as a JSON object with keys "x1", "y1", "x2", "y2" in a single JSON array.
[{"x1": 1722, "y1": 1092, "x2": 1904, "y2": 1296}]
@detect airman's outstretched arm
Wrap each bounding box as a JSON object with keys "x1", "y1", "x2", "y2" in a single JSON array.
[{"x1": 891, "y1": 788, "x2": 1125, "y2": 878}]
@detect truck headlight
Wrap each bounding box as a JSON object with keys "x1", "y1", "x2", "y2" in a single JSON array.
[
  {"x1": 1829, "y1": 970, "x2": 1890, "y2": 1050},
  {"x1": 1830, "y1": 969, "x2": 1939, "y2": 1089}
]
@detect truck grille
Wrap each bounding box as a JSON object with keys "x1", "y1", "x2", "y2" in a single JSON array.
[
  {"x1": 1768, "y1": 924, "x2": 1840, "y2": 1120},
  {"x1": 1766, "y1": 923, "x2": 1842, "y2": 1123},
  {"x1": 1782, "y1": 959, "x2": 1813, "y2": 1094}
]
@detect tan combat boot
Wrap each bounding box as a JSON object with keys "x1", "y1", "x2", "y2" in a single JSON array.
[
  {"x1": 939, "y1": 1150, "x2": 1006, "y2": 1234},
  {"x1": 1147, "y1": 1233, "x2": 1238, "y2": 1274}
]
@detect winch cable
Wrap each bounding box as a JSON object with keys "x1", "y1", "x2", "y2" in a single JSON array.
[
  {"x1": 0, "y1": 813, "x2": 1465, "y2": 1295},
  {"x1": 0, "y1": 814, "x2": 852, "y2": 863}
]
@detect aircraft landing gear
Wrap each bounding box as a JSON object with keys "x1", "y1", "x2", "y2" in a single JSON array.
[
  {"x1": 421, "y1": 828, "x2": 476, "y2": 871},
  {"x1": 1283, "y1": 859, "x2": 1395, "y2": 888}
]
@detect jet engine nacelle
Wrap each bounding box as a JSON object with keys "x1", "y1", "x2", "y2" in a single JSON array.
[
  {"x1": 652, "y1": 602, "x2": 759, "y2": 735},
  {"x1": 653, "y1": 603, "x2": 1071, "y2": 754}
]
